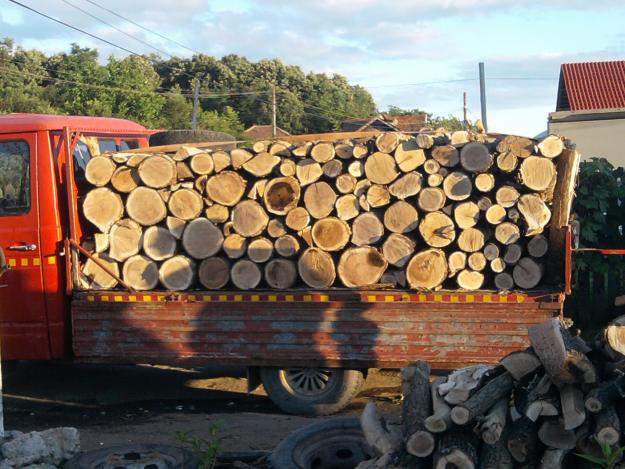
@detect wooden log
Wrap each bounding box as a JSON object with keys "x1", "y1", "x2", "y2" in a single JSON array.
[
  {"x1": 232, "y1": 200, "x2": 269, "y2": 237},
  {"x1": 352, "y1": 212, "x2": 385, "y2": 246},
  {"x1": 291, "y1": 142, "x2": 311, "y2": 158},
  {"x1": 503, "y1": 244, "x2": 522, "y2": 264},
  {"x1": 247, "y1": 237, "x2": 274, "y2": 263},
  {"x1": 443, "y1": 171, "x2": 472, "y2": 201},
  {"x1": 322, "y1": 159, "x2": 343, "y2": 178},
  {"x1": 267, "y1": 218, "x2": 287, "y2": 238},
  {"x1": 416, "y1": 133, "x2": 434, "y2": 149},
  {"x1": 189, "y1": 152, "x2": 215, "y2": 175},
  {"x1": 457, "y1": 227, "x2": 485, "y2": 253},
  {"x1": 585, "y1": 375, "x2": 625, "y2": 413},
  {"x1": 242, "y1": 151, "x2": 280, "y2": 177},
  {"x1": 433, "y1": 428, "x2": 478, "y2": 469},
  {"x1": 419, "y1": 211, "x2": 456, "y2": 248},
  {"x1": 81, "y1": 253, "x2": 119, "y2": 289},
  {"x1": 206, "y1": 171, "x2": 247, "y2": 207},
  {"x1": 428, "y1": 173, "x2": 444, "y2": 187},
  {"x1": 231, "y1": 259, "x2": 262, "y2": 290},
  {"x1": 360, "y1": 401, "x2": 401, "y2": 456},
  {"x1": 198, "y1": 257, "x2": 230, "y2": 289},
  {"x1": 366, "y1": 185, "x2": 391, "y2": 208},
  {"x1": 285, "y1": 207, "x2": 310, "y2": 231},
  {"x1": 111, "y1": 166, "x2": 140, "y2": 193},
  {"x1": 166, "y1": 216, "x2": 185, "y2": 240},
  {"x1": 494, "y1": 272, "x2": 514, "y2": 290},
  {"x1": 507, "y1": 416, "x2": 538, "y2": 464},
  {"x1": 311, "y1": 217, "x2": 351, "y2": 252},
  {"x1": 264, "y1": 258, "x2": 297, "y2": 289},
  {"x1": 496, "y1": 151, "x2": 518, "y2": 173},
  {"x1": 456, "y1": 269, "x2": 484, "y2": 290},
  {"x1": 539, "y1": 448, "x2": 567, "y2": 469},
  {"x1": 211, "y1": 150, "x2": 231, "y2": 173},
  {"x1": 485, "y1": 205, "x2": 507, "y2": 225},
  {"x1": 298, "y1": 247, "x2": 335, "y2": 288},
  {"x1": 348, "y1": 160, "x2": 364, "y2": 178},
  {"x1": 480, "y1": 439, "x2": 514, "y2": 469},
  {"x1": 495, "y1": 186, "x2": 520, "y2": 208},
  {"x1": 593, "y1": 406, "x2": 620, "y2": 446},
  {"x1": 394, "y1": 140, "x2": 426, "y2": 172},
  {"x1": 143, "y1": 225, "x2": 176, "y2": 261},
  {"x1": 451, "y1": 371, "x2": 514, "y2": 425},
  {"x1": 480, "y1": 398, "x2": 508, "y2": 445},
  {"x1": 382, "y1": 233, "x2": 415, "y2": 268},
  {"x1": 336, "y1": 194, "x2": 360, "y2": 221},
  {"x1": 173, "y1": 145, "x2": 202, "y2": 162},
  {"x1": 526, "y1": 398, "x2": 559, "y2": 422},
  {"x1": 274, "y1": 234, "x2": 300, "y2": 258},
  {"x1": 438, "y1": 365, "x2": 493, "y2": 404},
  {"x1": 468, "y1": 252, "x2": 487, "y2": 271},
  {"x1": 263, "y1": 177, "x2": 301, "y2": 215},
  {"x1": 538, "y1": 419, "x2": 576, "y2": 450},
  {"x1": 122, "y1": 254, "x2": 159, "y2": 291},
  {"x1": 418, "y1": 187, "x2": 446, "y2": 212},
  {"x1": 310, "y1": 142, "x2": 336, "y2": 163},
  {"x1": 475, "y1": 173, "x2": 495, "y2": 192},
  {"x1": 403, "y1": 361, "x2": 434, "y2": 458},
  {"x1": 252, "y1": 141, "x2": 269, "y2": 154},
  {"x1": 247, "y1": 178, "x2": 268, "y2": 201},
  {"x1": 537, "y1": 135, "x2": 564, "y2": 158},
  {"x1": 406, "y1": 249, "x2": 448, "y2": 289},
  {"x1": 167, "y1": 188, "x2": 204, "y2": 221},
  {"x1": 451, "y1": 130, "x2": 470, "y2": 145},
  {"x1": 518, "y1": 194, "x2": 551, "y2": 236},
  {"x1": 448, "y1": 251, "x2": 467, "y2": 277},
  {"x1": 205, "y1": 204, "x2": 229, "y2": 224},
  {"x1": 159, "y1": 255, "x2": 195, "y2": 290},
  {"x1": 483, "y1": 243, "x2": 499, "y2": 261},
  {"x1": 304, "y1": 181, "x2": 337, "y2": 219},
  {"x1": 139, "y1": 154, "x2": 176, "y2": 188},
  {"x1": 83, "y1": 187, "x2": 124, "y2": 232},
  {"x1": 348, "y1": 143, "x2": 367, "y2": 160},
  {"x1": 336, "y1": 174, "x2": 357, "y2": 194},
  {"x1": 230, "y1": 148, "x2": 254, "y2": 169},
  {"x1": 432, "y1": 145, "x2": 460, "y2": 168},
  {"x1": 354, "y1": 179, "x2": 371, "y2": 197},
  {"x1": 223, "y1": 234, "x2": 248, "y2": 259},
  {"x1": 334, "y1": 142, "x2": 353, "y2": 160},
  {"x1": 453, "y1": 201, "x2": 480, "y2": 229},
  {"x1": 460, "y1": 142, "x2": 492, "y2": 173},
  {"x1": 338, "y1": 246, "x2": 387, "y2": 287},
  {"x1": 423, "y1": 159, "x2": 441, "y2": 175},
  {"x1": 384, "y1": 201, "x2": 419, "y2": 234},
  {"x1": 501, "y1": 350, "x2": 541, "y2": 381},
  {"x1": 127, "y1": 154, "x2": 147, "y2": 167},
  {"x1": 496, "y1": 135, "x2": 534, "y2": 158},
  {"x1": 520, "y1": 156, "x2": 556, "y2": 192},
  {"x1": 513, "y1": 257, "x2": 543, "y2": 289},
  {"x1": 94, "y1": 233, "x2": 109, "y2": 253},
  {"x1": 157, "y1": 188, "x2": 170, "y2": 203},
  {"x1": 269, "y1": 141, "x2": 291, "y2": 157},
  {"x1": 295, "y1": 159, "x2": 323, "y2": 186},
  {"x1": 425, "y1": 378, "x2": 453, "y2": 434},
  {"x1": 194, "y1": 174, "x2": 208, "y2": 194},
  {"x1": 495, "y1": 222, "x2": 521, "y2": 245},
  {"x1": 365, "y1": 152, "x2": 399, "y2": 184},
  {"x1": 279, "y1": 158, "x2": 296, "y2": 177},
  {"x1": 85, "y1": 155, "x2": 117, "y2": 187},
  {"x1": 375, "y1": 132, "x2": 399, "y2": 153},
  {"x1": 182, "y1": 218, "x2": 224, "y2": 259},
  {"x1": 528, "y1": 235, "x2": 549, "y2": 258},
  {"x1": 477, "y1": 196, "x2": 493, "y2": 211}
]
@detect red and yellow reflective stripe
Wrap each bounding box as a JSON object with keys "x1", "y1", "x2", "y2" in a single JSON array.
[{"x1": 6, "y1": 256, "x2": 56, "y2": 267}]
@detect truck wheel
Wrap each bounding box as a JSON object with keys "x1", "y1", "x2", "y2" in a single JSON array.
[
  {"x1": 260, "y1": 367, "x2": 365, "y2": 416},
  {"x1": 269, "y1": 417, "x2": 373, "y2": 469},
  {"x1": 65, "y1": 444, "x2": 199, "y2": 469},
  {"x1": 149, "y1": 129, "x2": 236, "y2": 150}
]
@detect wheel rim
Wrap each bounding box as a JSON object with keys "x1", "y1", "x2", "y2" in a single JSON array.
[{"x1": 280, "y1": 368, "x2": 337, "y2": 399}]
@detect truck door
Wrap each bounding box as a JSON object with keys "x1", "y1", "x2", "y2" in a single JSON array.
[{"x1": 0, "y1": 132, "x2": 50, "y2": 359}]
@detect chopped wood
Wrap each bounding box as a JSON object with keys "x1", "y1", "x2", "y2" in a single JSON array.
[
  {"x1": 139, "y1": 154, "x2": 176, "y2": 188},
  {"x1": 520, "y1": 156, "x2": 556, "y2": 192},
  {"x1": 394, "y1": 140, "x2": 426, "y2": 172},
  {"x1": 211, "y1": 150, "x2": 231, "y2": 172},
  {"x1": 460, "y1": 142, "x2": 493, "y2": 173},
  {"x1": 480, "y1": 398, "x2": 508, "y2": 445},
  {"x1": 438, "y1": 365, "x2": 493, "y2": 404},
  {"x1": 513, "y1": 257, "x2": 543, "y2": 289},
  {"x1": 336, "y1": 174, "x2": 357, "y2": 194},
  {"x1": 594, "y1": 406, "x2": 621, "y2": 446},
  {"x1": 230, "y1": 148, "x2": 254, "y2": 169},
  {"x1": 518, "y1": 194, "x2": 551, "y2": 236},
  {"x1": 182, "y1": 218, "x2": 224, "y2": 259},
  {"x1": 198, "y1": 257, "x2": 230, "y2": 289},
  {"x1": 480, "y1": 439, "x2": 514, "y2": 469},
  {"x1": 365, "y1": 152, "x2": 399, "y2": 184},
  {"x1": 205, "y1": 204, "x2": 229, "y2": 224},
  {"x1": 338, "y1": 246, "x2": 387, "y2": 287},
  {"x1": 416, "y1": 133, "x2": 434, "y2": 149},
  {"x1": 585, "y1": 375, "x2": 625, "y2": 413},
  {"x1": 322, "y1": 159, "x2": 343, "y2": 178},
  {"x1": 501, "y1": 350, "x2": 541, "y2": 381},
  {"x1": 497, "y1": 135, "x2": 534, "y2": 158},
  {"x1": 448, "y1": 251, "x2": 467, "y2": 277},
  {"x1": 495, "y1": 222, "x2": 521, "y2": 245},
  {"x1": 285, "y1": 206, "x2": 310, "y2": 231},
  {"x1": 274, "y1": 234, "x2": 300, "y2": 258},
  {"x1": 360, "y1": 402, "x2": 401, "y2": 456},
  {"x1": 382, "y1": 233, "x2": 415, "y2": 268},
  {"x1": 168, "y1": 188, "x2": 204, "y2": 221},
  {"x1": 232, "y1": 200, "x2": 269, "y2": 238},
  {"x1": 334, "y1": 143, "x2": 353, "y2": 160},
  {"x1": 456, "y1": 270, "x2": 484, "y2": 290},
  {"x1": 483, "y1": 243, "x2": 499, "y2": 261},
  {"x1": 298, "y1": 226, "x2": 314, "y2": 247},
  {"x1": 126, "y1": 186, "x2": 167, "y2": 226},
  {"x1": 231, "y1": 259, "x2": 262, "y2": 290},
  {"x1": 143, "y1": 225, "x2": 177, "y2": 261},
  {"x1": 247, "y1": 237, "x2": 274, "y2": 263},
  {"x1": 263, "y1": 177, "x2": 301, "y2": 215},
  {"x1": 159, "y1": 255, "x2": 195, "y2": 290},
  {"x1": 366, "y1": 184, "x2": 391, "y2": 208},
  {"x1": 485, "y1": 204, "x2": 507, "y2": 225},
  {"x1": 384, "y1": 201, "x2": 419, "y2": 234},
  {"x1": 242, "y1": 151, "x2": 281, "y2": 177},
  {"x1": 279, "y1": 159, "x2": 296, "y2": 177},
  {"x1": 295, "y1": 159, "x2": 323, "y2": 186},
  {"x1": 375, "y1": 133, "x2": 399, "y2": 154},
  {"x1": 310, "y1": 142, "x2": 336, "y2": 163},
  {"x1": 507, "y1": 416, "x2": 538, "y2": 464},
  {"x1": 223, "y1": 234, "x2": 248, "y2": 259},
  {"x1": 539, "y1": 448, "x2": 567, "y2": 469},
  {"x1": 468, "y1": 252, "x2": 487, "y2": 271},
  {"x1": 206, "y1": 171, "x2": 247, "y2": 206},
  {"x1": 82, "y1": 253, "x2": 119, "y2": 289},
  {"x1": 111, "y1": 166, "x2": 140, "y2": 193},
  {"x1": 537, "y1": 419, "x2": 576, "y2": 450},
  {"x1": 425, "y1": 378, "x2": 453, "y2": 434},
  {"x1": 83, "y1": 187, "x2": 124, "y2": 232},
  {"x1": 528, "y1": 234, "x2": 549, "y2": 258},
  {"x1": 475, "y1": 173, "x2": 495, "y2": 192},
  {"x1": 428, "y1": 173, "x2": 444, "y2": 187},
  {"x1": 419, "y1": 211, "x2": 456, "y2": 248},
  {"x1": 264, "y1": 258, "x2": 297, "y2": 289},
  {"x1": 189, "y1": 152, "x2": 215, "y2": 175},
  {"x1": 267, "y1": 218, "x2": 287, "y2": 238},
  {"x1": 406, "y1": 249, "x2": 448, "y2": 289},
  {"x1": 418, "y1": 187, "x2": 446, "y2": 212},
  {"x1": 495, "y1": 186, "x2": 520, "y2": 208},
  {"x1": 311, "y1": 217, "x2": 350, "y2": 252},
  {"x1": 348, "y1": 160, "x2": 364, "y2": 178},
  {"x1": 457, "y1": 227, "x2": 485, "y2": 253},
  {"x1": 451, "y1": 372, "x2": 514, "y2": 425},
  {"x1": 477, "y1": 196, "x2": 493, "y2": 211},
  {"x1": 298, "y1": 247, "x2": 335, "y2": 288},
  {"x1": 494, "y1": 272, "x2": 515, "y2": 290},
  {"x1": 352, "y1": 212, "x2": 385, "y2": 246},
  {"x1": 336, "y1": 194, "x2": 360, "y2": 221},
  {"x1": 432, "y1": 145, "x2": 459, "y2": 168},
  {"x1": 269, "y1": 141, "x2": 291, "y2": 157},
  {"x1": 166, "y1": 216, "x2": 185, "y2": 240},
  {"x1": 451, "y1": 130, "x2": 470, "y2": 145},
  {"x1": 85, "y1": 156, "x2": 116, "y2": 187},
  {"x1": 174, "y1": 146, "x2": 203, "y2": 161},
  {"x1": 538, "y1": 135, "x2": 564, "y2": 158},
  {"x1": 354, "y1": 179, "x2": 371, "y2": 197},
  {"x1": 443, "y1": 171, "x2": 472, "y2": 201},
  {"x1": 423, "y1": 159, "x2": 441, "y2": 175},
  {"x1": 304, "y1": 181, "x2": 337, "y2": 219},
  {"x1": 122, "y1": 255, "x2": 159, "y2": 291},
  {"x1": 496, "y1": 151, "x2": 518, "y2": 173},
  {"x1": 403, "y1": 361, "x2": 434, "y2": 458},
  {"x1": 503, "y1": 244, "x2": 523, "y2": 264},
  {"x1": 453, "y1": 201, "x2": 480, "y2": 229},
  {"x1": 352, "y1": 143, "x2": 369, "y2": 159},
  {"x1": 433, "y1": 428, "x2": 478, "y2": 469}
]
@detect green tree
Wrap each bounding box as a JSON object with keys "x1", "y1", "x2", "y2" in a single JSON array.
[
  {"x1": 158, "y1": 89, "x2": 193, "y2": 129},
  {"x1": 197, "y1": 106, "x2": 245, "y2": 137}
]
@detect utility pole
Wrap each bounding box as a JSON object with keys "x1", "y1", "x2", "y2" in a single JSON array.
[
  {"x1": 272, "y1": 84, "x2": 277, "y2": 138},
  {"x1": 463, "y1": 91, "x2": 468, "y2": 128},
  {"x1": 478, "y1": 62, "x2": 488, "y2": 132},
  {"x1": 191, "y1": 80, "x2": 200, "y2": 130}
]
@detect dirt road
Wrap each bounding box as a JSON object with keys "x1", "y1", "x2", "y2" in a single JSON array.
[{"x1": 4, "y1": 362, "x2": 401, "y2": 454}]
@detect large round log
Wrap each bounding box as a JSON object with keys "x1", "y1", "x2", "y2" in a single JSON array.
[
  {"x1": 211, "y1": 150, "x2": 231, "y2": 173},
  {"x1": 110, "y1": 166, "x2": 140, "y2": 193},
  {"x1": 389, "y1": 171, "x2": 423, "y2": 199},
  {"x1": 230, "y1": 148, "x2": 254, "y2": 169},
  {"x1": 418, "y1": 187, "x2": 446, "y2": 212},
  {"x1": 83, "y1": 187, "x2": 124, "y2": 232},
  {"x1": 232, "y1": 200, "x2": 270, "y2": 237},
  {"x1": 365, "y1": 152, "x2": 399, "y2": 184},
  {"x1": 537, "y1": 135, "x2": 564, "y2": 158},
  {"x1": 495, "y1": 222, "x2": 521, "y2": 245},
  {"x1": 182, "y1": 218, "x2": 224, "y2": 259},
  {"x1": 285, "y1": 207, "x2": 310, "y2": 231},
  {"x1": 528, "y1": 234, "x2": 549, "y2": 258},
  {"x1": 168, "y1": 188, "x2": 204, "y2": 221},
  {"x1": 322, "y1": 160, "x2": 343, "y2": 178},
  {"x1": 159, "y1": 255, "x2": 195, "y2": 290},
  {"x1": 407, "y1": 249, "x2": 448, "y2": 289},
  {"x1": 519, "y1": 156, "x2": 556, "y2": 192},
  {"x1": 443, "y1": 171, "x2": 472, "y2": 201},
  {"x1": 336, "y1": 174, "x2": 357, "y2": 194},
  {"x1": 108, "y1": 219, "x2": 143, "y2": 262},
  {"x1": 138, "y1": 154, "x2": 176, "y2": 188},
  {"x1": 338, "y1": 246, "x2": 387, "y2": 287},
  {"x1": 454, "y1": 201, "x2": 480, "y2": 229},
  {"x1": 475, "y1": 173, "x2": 495, "y2": 193},
  {"x1": 263, "y1": 177, "x2": 301, "y2": 215},
  {"x1": 122, "y1": 254, "x2": 159, "y2": 291},
  {"x1": 351, "y1": 212, "x2": 385, "y2": 246},
  {"x1": 143, "y1": 225, "x2": 177, "y2": 261},
  {"x1": 457, "y1": 269, "x2": 485, "y2": 290},
  {"x1": 205, "y1": 204, "x2": 229, "y2": 224},
  {"x1": 432, "y1": 145, "x2": 459, "y2": 168},
  {"x1": 311, "y1": 142, "x2": 336, "y2": 163},
  {"x1": 335, "y1": 194, "x2": 359, "y2": 221},
  {"x1": 298, "y1": 247, "x2": 335, "y2": 288},
  {"x1": 243, "y1": 151, "x2": 281, "y2": 177},
  {"x1": 304, "y1": 181, "x2": 337, "y2": 219},
  {"x1": 375, "y1": 133, "x2": 399, "y2": 153},
  {"x1": 460, "y1": 142, "x2": 492, "y2": 173},
  {"x1": 494, "y1": 272, "x2": 515, "y2": 290},
  {"x1": 485, "y1": 204, "x2": 507, "y2": 225},
  {"x1": 497, "y1": 135, "x2": 534, "y2": 158},
  {"x1": 247, "y1": 237, "x2": 274, "y2": 263},
  {"x1": 382, "y1": 233, "x2": 415, "y2": 268},
  {"x1": 517, "y1": 194, "x2": 551, "y2": 236},
  {"x1": 513, "y1": 257, "x2": 543, "y2": 289},
  {"x1": 264, "y1": 259, "x2": 297, "y2": 289},
  {"x1": 395, "y1": 140, "x2": 426, "y2": 172},
  {"x1": 85, "y1": 156, "x2": 116, "y2": 187},
  {"x1": 503, "y1": 244, "x2": 523, "y2": 265},
  {"x1": 231, "y1": 259, "x2": 262, "y2": 290},
  {"x1": 223, "y1": 233, "x2": 248, "y2": 259},
  {"x1": 205, "y1": 171, "x2": 247, "y2": 207},
  {"x1": 457, "y1": 227, "x2": 485, "y2": 253},
  {"x1": 267, "y1": 218, "x2": 287, "y2": 238},
  {"x1": 384, "y1": 201, "x2": 419, "y2": 233},
  {"x1": 448, "y1": 251, "x2": 467, "y2": 277},
  {"x1": 198, "y1": 257, "x2": 230, "y2": 289},
  {"x1": 296, "y1": 159, "x2": 323, "y2": 186},
  {"x1": 495, "y1": 186, "x2": 520, "y2": 208},
  {"x1": 419, "y1": 212, "x2": 456, "y2": 248},
  {"x1": 189, "y1": 152, "x2": 215, "y2": 175},
  {"x1": 311, "y1": 217, "x2": 351, "y2": 252},
  {"x1": 366, "y1": 185, "x2": 391, "y2": 208},
  {"x1": 82, "y1": 253, "x2": 119, "y2": 289},
  {"x1": 274, "y1": 234, "x2": 300, "y2": 258}
]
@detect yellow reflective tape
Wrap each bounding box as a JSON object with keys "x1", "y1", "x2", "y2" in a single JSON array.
[
  {"x1": 250, "y1": 295, "x2": 260, "y2": 302},
  {"x1": 418, "y1": 294, "x2": 426, "y2": 302},
  {"x1": 142, "y1": 295, "x2": 151, "y2": 302},
  {"x1": 285, "y1": 295, "x2": 294, "y2": 302},
  {"x1": 114, "y1": 295, "x2": 123, "y2": 302},
  {"x1": 384, "y1": 295, "x2": 394, "y2": 302},
  {"x1": 47, "y1": 257, "x2": 56, "y2": 265},
  {"x1": 219, "y1": 295, "x2": 227, "y2": 302},
  {"x1": 499, "y1": 295, "x2": 508, "y2": 303},
  {"x1": 517, "y1": 295, "x2": 525, "y2": 303},
  {"x1": 483, "y1": 294, "x2": 492, "y2": 303},
  {"x1": 304, "y1": 295, "x2": 313, "y2": 302},
  {"x1": 101, "y1": 295, "x2": 109, "y2": 302},
  {"x1": 203, "y1": 295, "x2": 212, "y2": 302},
  {"x1": 33, "y1": 258, "x2": 41, "y2": 266},
  {"x1": 268, "y1": 295, "x2": 277, "y2": 302},
  {"x1": 401, "y1": 294, "x2": 411, "y2": 302},
  {"x1": 128, "y1": 295, "x2": 137, "y2": 302},
  {"x1": 366, "y1": 295, "x2": 376, "y2": 302},
  {"x1": 8, "y1": 259, "x2": 16, "y2": 267},
  {"x1": 20, "y1": 258, "x2": 28, "y2": 267},
  {"x1": 450, "y1": 295, "x2": 459, "y2": 303},
  {"x1": 466, "y1": 295, "x2": 475, "y2": 303},
  {"x1": 319, "y1": 295, "x2": 329, "y2": 302},
  {"x1": 434, "y1": 294, "x2": 442, "y2": 302},
  {"x1": 188, "y1": 295, "x2": 196, "y2": 301},
  {"x1": 157, "y1": 295, "x2": 165, "y2": 301},
  {"x1": 235, "y1": 294, "x2": 244, "y2": 302},
  {"x1": 87, "y1": 295, "x2": 95, "y2": 302}
]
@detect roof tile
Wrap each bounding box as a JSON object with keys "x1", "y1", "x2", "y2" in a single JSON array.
[{"x1": 560, "y1": 61, "x2": 625, "y2": 111}]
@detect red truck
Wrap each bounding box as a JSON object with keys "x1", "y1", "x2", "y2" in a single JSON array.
[{"x1": 0, "y1": 113, "x2": 575, "y2": 415}]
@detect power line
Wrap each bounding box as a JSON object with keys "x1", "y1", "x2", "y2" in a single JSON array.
[{"x1": 82, "y1": 0, "x2": 201, "y2": 56}]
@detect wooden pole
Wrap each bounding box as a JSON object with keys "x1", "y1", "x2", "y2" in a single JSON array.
[
  {"x1": 191, "y1": 80, "x2": 200, "y2": 130},
  {"x1": 479, "y1": 62, "x2": 488, "y2": 131},
  {"x1": 463, "y1": 91, "x2": 468, "y2": 128},
  {"x1": 272, "y1": 84, "x2": 277, "y2": 138}
]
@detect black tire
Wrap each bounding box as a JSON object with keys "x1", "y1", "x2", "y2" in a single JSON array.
[
  {"x1": 260, "y1": 367, "x2": 365, "y2": 416},
  {"x1": 269, "y1": 417, "x2": 373, "y2": 469},
  {"x1": 65, "y1": 444, "x2": 199, "y2": 469},
  {"x1": 149, "y1": 129, "x2": 237, "y2": 150}
]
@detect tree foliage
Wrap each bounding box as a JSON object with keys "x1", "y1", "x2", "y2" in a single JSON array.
[{"x1": 385, "y1": 105, "x2": 465, "y2": 131}]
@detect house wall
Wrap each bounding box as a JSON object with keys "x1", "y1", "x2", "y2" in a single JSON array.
[{"x1": 548, "y1": 108, "x2": 625, "y2": 167}]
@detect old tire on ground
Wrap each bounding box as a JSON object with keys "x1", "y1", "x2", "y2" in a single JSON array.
[
  {"x1": 260, "y1": 367, "x2": 365, "y2": 416},
  {"x1": 65, "y1": 443, "x2": 199, "y2": 469},
  {"x1": 269, "y1": 417, "x2": 373, "y2": 469},
  {"x1": 149, "y1": 129, "x2": 237, "y2": 150}
]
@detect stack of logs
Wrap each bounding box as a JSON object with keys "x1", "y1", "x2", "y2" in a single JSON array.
[
  {"x1": 358, "y1": 317, "x2": 625, "y2": 469},
  {"x1": 79, "y1": 130, "x2": 571, "y2": 291}
]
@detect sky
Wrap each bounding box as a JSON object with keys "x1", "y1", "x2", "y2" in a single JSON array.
[{"x1": 1, "y1": 0, "x2": 624, "y2": 136}]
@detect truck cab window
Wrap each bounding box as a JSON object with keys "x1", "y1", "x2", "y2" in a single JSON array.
[
  {"x1": 0, "y1": 140, "x2": 30, "y2": 216},
  {"x1": 98, "y1": 139, "x2": 117, "y2": 153}
]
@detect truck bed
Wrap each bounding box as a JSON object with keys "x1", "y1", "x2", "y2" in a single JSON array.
[{"x1": 71, "y1": 289, "x2": 562, "y2": 369}]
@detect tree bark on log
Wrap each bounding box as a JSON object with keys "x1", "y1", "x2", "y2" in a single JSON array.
[
  {"x1": 480, "y1": 398, "x2": 509, "y2": 445},
  {"x1": 402, "y1": 361, "x2": 434, "y2": 458},
  {"x1": 480, "y1": 439, "x2": 514, "y2": 469},
  {"x1": 425, "y1": 378, "x2": 453, "y2": 434},
  {"x1": 507, "y1": 416, "x2": 538, "y2": 464},
  {"x1": 433, "y1": 428, "x2": 478, "y2": 469},
  {"x1": 451, "y1": 372, "x2": 514, "y2": 425}
]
